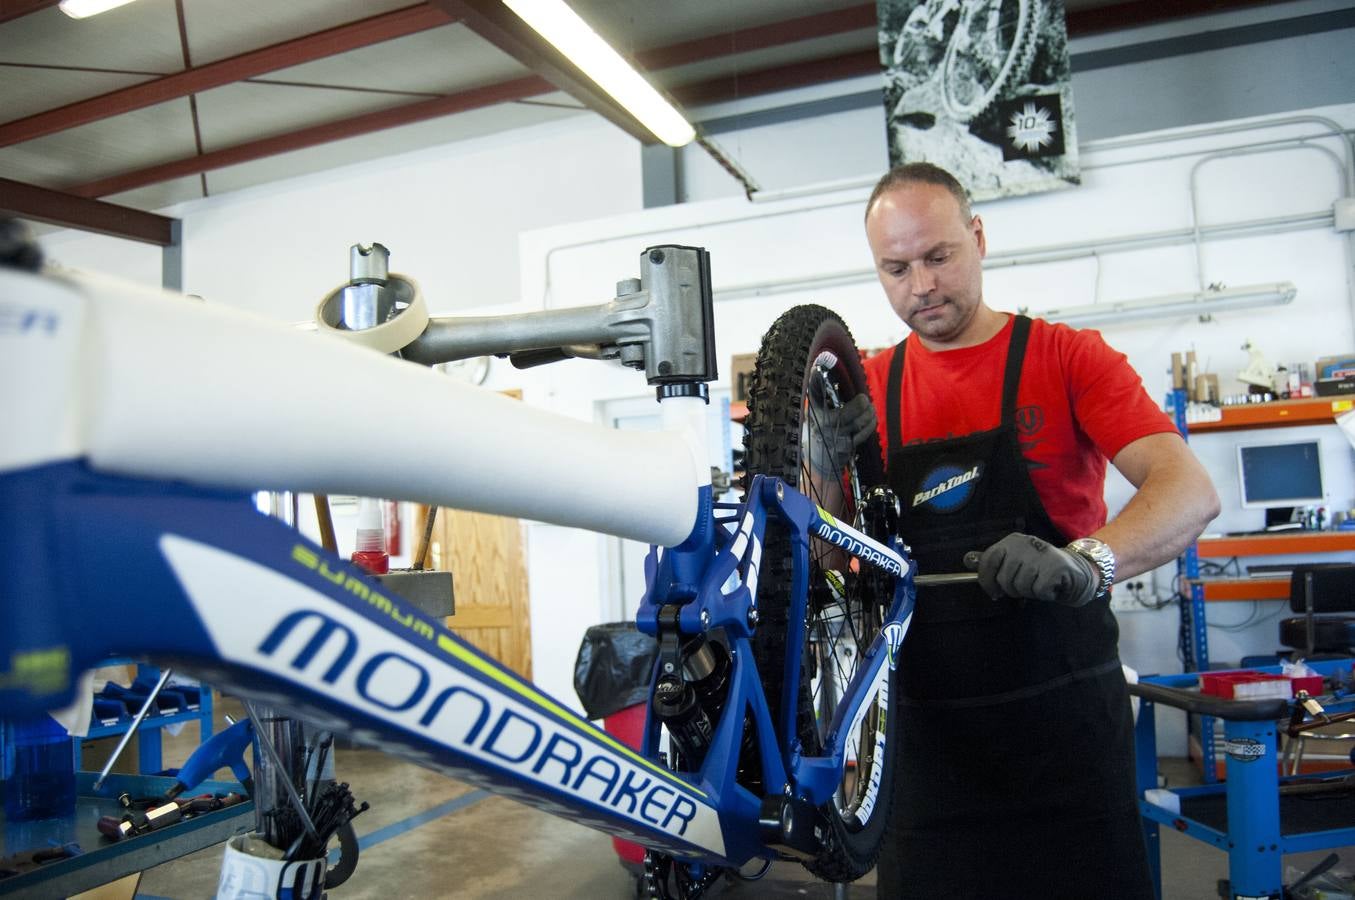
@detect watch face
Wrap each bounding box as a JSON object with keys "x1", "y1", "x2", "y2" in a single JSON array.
[{"x1": 1069, "y1": 539, "x2": 1115, "y2": 591}]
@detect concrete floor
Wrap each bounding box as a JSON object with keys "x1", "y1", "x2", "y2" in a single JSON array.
[{"x1": 73, "y1": 704, "x2": 1354, "y2": 900}]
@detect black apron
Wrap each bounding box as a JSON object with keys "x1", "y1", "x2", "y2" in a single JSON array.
[{"x1": 875, "y1": 317, "x2": 1152, "y2": 900}]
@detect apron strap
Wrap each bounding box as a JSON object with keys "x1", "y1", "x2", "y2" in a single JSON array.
[
  {"x1": 885, "y1": 314, "x2": 1032, "y2": 453},
  {"x1": 1000, "y1": 315, "x2": 1032, "y2": 424},
  {"x1": 886, "y1": 337, "x2": 908, "y2": 457}
]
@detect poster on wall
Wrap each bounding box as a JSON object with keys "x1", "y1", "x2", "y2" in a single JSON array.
[{"x1": 877, "y1": 0, "x2": 1080, "y2": 201}]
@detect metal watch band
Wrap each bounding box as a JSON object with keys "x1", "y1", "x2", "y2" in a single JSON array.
[{"x1": 1067, "y1": 537, "x2": 1116, "y2": 598}]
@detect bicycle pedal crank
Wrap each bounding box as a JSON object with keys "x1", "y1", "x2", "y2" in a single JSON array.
[{"x1": 642, "y1": 850, "x2": 722, "y2": 899}]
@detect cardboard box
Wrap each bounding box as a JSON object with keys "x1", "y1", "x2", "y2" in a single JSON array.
[
  {"x1": 1315, "y1": 354, "x2": 1355, "y2": 380},
  {"x1": 730, "y1": 353, "x2": 757, "y2": 404}
]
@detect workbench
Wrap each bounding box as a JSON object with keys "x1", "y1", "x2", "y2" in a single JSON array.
[
  {"x1": 0, "y1": 772, "x2": 252, "y2": 898},
  {"x1": 1131, "y1": 661, "x2": 1355, "y2": 900}
]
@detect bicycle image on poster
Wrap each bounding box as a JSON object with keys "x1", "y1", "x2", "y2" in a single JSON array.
[{"x1": 877, "y1": 0, "x2": 1081, "y2": 200}]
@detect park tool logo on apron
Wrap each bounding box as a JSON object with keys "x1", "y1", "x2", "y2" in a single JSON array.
[{"x1": 911, "y1": 462, "x2": 983, "y2": 512}]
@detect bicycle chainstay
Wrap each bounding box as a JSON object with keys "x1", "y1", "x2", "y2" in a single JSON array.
[{"x1": 642, "y1": 850, "x2": 723, "y2": 899}]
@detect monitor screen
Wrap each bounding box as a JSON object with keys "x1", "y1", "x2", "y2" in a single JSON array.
[{"x1": 1236, "y1": 439, "x2": 1325, "y2": 509}]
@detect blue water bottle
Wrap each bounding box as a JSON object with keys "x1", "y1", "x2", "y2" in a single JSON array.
[{"x1": 2, "y1": 714, "x2": 76, "y2": 821}]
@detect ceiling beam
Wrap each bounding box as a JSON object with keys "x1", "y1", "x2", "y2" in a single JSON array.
[
  {"x1": 434, "y1": 0, "x2": 657, "y2": 145},
  {"x1": 0, "y1": 0, "x2": 58, "y2": 26},
  {"x1": 65, "y1": 45, "x2": 884, "y2": 201},
  {"x1": 1065, "y1": 0, "x2": 1288, "y2": 35},
  {"x1": 0, "y1": 3, "x2": 457, "y2": 147},
  {"x1": 0, "y1": 177, "x2": 176, "y2": 244},
  {"x1": 65, "y1": 76, "x2": 550, "y2": 199},
  {"x1": 672, "y1": 50, "x2": 880, "y2": 109},
  {"x1": 634, "y1": 5, "x2": 877, "y2": 72},
  {"x1": 38, "y1": 0, "x2": 1309, "y2": 201}
]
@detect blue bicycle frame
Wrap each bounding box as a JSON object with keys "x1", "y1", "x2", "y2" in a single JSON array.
[{"x1": 0, "y1": 456, "x2": 914, "y2": 868}]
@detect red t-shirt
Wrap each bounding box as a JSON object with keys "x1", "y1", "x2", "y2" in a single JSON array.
[{"x1": 862, "y1": 315, "x2": 1177, "y2": 540}]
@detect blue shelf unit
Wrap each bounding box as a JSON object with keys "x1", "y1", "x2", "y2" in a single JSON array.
[
  {"x1": 1170, "y1": 387, "x2": 1219, "y2": 779},
  {"x1": 0, "y1": 660, "x2": 217, "y2": 777},
  {"x1": 78, "y1": 661, "x2": 215, "y2": 775}
]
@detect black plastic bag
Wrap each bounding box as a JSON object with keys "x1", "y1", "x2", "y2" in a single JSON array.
[{"x1": 573, "y1": 622, "x2": 658, "y2": 721}]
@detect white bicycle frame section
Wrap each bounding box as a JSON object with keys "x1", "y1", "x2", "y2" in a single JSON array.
[
  {"x1": 1, "y1": 252, "x2": 916, "y2": 873},
  {"x1": 2, "y1": 267, "x2": 708, "y2": 548}
]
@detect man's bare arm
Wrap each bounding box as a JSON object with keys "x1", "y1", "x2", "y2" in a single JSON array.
[{"x1": 1092, "y1": 432, "x2": 1221, "y2": 582}]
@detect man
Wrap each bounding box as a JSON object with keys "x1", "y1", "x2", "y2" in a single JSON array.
[{"x1": 859, "y1": 163, "x2": 1220, "y2": 899}]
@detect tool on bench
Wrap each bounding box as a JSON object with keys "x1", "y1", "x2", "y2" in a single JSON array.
[
  {"x1": 97, "y1": 800, "x2": 182, "y2": 841},
  {"x1": 164, "y1": 717, "x2": 256, "y2": 799},
  {"x1": 92, "y1": 667, "x2": 174, "y2": 791},
  {"x1": 98, "y1": 792, "x2": 248, "y2": 841},
  {"x1": 0, "y1": 842, "x2": 83, "y2": 878},
  {"x1": 95, "y1": 713, "x2": 256, "y2": 842}
]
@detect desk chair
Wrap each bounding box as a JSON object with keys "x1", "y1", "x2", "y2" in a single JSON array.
[
  {"x1": 1277, "y1": 563, "x2": 1355, "y2": 773},
  {"x1": 1278, "y1": 563, "x2": 1355, "y2": 658}
]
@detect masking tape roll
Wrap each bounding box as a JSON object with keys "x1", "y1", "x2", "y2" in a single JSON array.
[{"x1": 313, "y1": 274, "x2": 429, "y2": 354}]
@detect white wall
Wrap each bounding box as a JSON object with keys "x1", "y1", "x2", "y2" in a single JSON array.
[
  {"x1": 35, "y1": 115, "x2": 643, "y2": 321},
  {"x1": 677, "y1": 0, "x2": 1355, "y2": 203},
  {"x1": 518, "y1": 102, "x2": 1355, "y2": 751}
]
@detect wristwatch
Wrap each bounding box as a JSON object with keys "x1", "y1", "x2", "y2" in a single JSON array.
[{"x1": 1066, "y1": 537, "x2": 1116, "y2": 599}]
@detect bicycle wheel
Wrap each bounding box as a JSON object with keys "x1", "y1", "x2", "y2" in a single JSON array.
[{"x1": 742, "y1": 304, "x2": 897, "y2": 882}]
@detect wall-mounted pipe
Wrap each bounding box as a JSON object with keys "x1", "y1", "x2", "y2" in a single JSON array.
[{"x1": 537, "y1": 112, "x2": 1354, "y2": 333}]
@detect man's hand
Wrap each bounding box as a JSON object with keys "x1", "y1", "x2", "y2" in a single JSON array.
[
  {"x1": 969, "y1": 533, "x2": 1100, "y2": 607},
  {"x1": 806, "y1": 394, "x2": 877, "y2": 476}
]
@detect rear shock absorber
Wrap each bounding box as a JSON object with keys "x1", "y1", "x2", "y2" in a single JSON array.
[{"x1": 652, "y1": 637, "x2": 731, "y2": 769}]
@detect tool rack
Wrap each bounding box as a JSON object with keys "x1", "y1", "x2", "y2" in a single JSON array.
[
  {"x1": 1130, "y1": 659, "x2": 1355, "y2": 900},
  {"x1": 76, "y1": 661, "x2": 216, "y2": 775}
]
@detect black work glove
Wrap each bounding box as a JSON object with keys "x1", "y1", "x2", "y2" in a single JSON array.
[
  {"x1": 804, "y1": 393, "x2": 877, "y2": 476},
  {"x1": 968, "y1": 533, "x2": 1100, "y2": 607}
]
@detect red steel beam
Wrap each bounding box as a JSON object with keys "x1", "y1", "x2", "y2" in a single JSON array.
[
  {"x1": 0, "y1": 176, "x2": 176, "y2": 244},
  {"x1": 0, "y1": 3, "x2": 457, "y2": 147},
  {"x1": 671, "y1": 49, "x2": 880, "y2": 109},
  {"x1": 1065, "y1": 0, "x2": 1288, "y2": 35},
  {"x1": 66, "y1": 75, "x2": 550, "y2": 198},
  {"x1": 0, "y1": 0, "x2": 58, "y2": 25},
  {"x1": 49, "y1": 0, "x2": 1301, "y2": 200},
  {"x1": 635, "y1": 5, "x2": 877, "y2": 73}
]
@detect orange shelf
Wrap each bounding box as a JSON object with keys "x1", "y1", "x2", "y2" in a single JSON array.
[
  {"x1": 1198, "y1": 531, "x2": 1355, "y2": 557},
  {"x1": 1188, "y1": 396, "x2": 1353, "y2": 433},
  {"x1": 1186, "y1": 577, "x2": 1289, "y2": 601}
]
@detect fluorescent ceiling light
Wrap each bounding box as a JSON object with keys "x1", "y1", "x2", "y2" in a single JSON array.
[
  {"x1": 58, "y1": 0, "x2": 139, "y2": 18},
  {"x1": 1039, "y1": 282, "x2": 1297, "y2": 328},
  {"x1": 502, "y1": 0, "x2": 696, "y2": 148}
]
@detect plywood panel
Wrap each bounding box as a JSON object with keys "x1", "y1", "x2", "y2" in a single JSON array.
[
  {"x1": 406, "y1": 388, "x2": 530, "y2": 676},
  {"x1": 412, "y1": 504, "x2": 531, "y2": 679}
]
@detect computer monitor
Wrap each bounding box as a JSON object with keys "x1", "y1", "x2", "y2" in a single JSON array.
[{"x1": 1236, "y1": 439, "x2": 1325, "y2": 510}]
